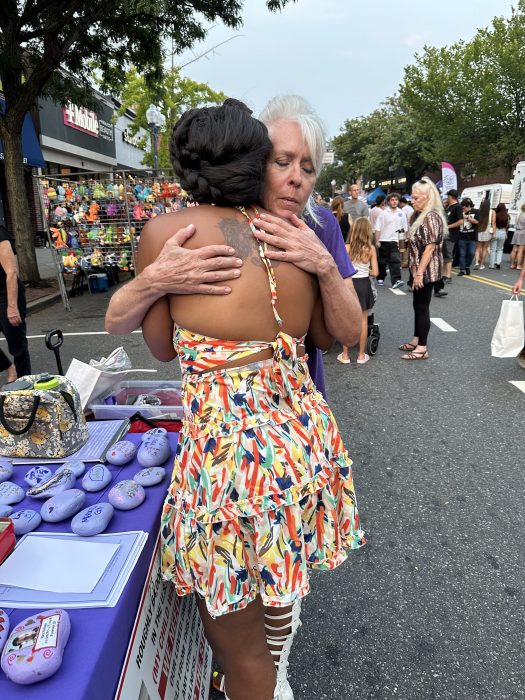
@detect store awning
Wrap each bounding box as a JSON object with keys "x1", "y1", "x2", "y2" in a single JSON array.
[{"x1": 0, "y1": 99, "x2": 45, "y2": 168}]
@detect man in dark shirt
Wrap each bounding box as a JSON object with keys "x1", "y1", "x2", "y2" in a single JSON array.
[{"x1": 457, "y1": 198, "x2": 478, "y2": 275}]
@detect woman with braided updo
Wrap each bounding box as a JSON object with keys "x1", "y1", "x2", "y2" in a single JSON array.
[{"x1": 131, "y1": 99, "x2": 364, "y2": 700}]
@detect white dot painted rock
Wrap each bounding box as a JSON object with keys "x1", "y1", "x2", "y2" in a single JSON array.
[
  {"x1": 105, "y1": 440, "x2": 137, "y2": 466},
  {"x1": 0, "y1": 482, "x2": 25, "y2": 506},
  {"x1": 0, "y1": 609, "x2": 9, "y2": 655},
  {"x1": 0, "y1": 461, "x2": 13, "y2": 484},
  {"x1": 108, "y1": 480, "x2": 145, "y2": 510},
  {"x1": 71, "y1": 503, "x2": 114, "y2": 536},
  {"x1": 81, "y1": 464, "x2": 112, "y2": 493},
  {"x1": 26, "y1": 469, "x2": 76, "y2": 499},
  {"x1": 0, "y1": 505, "x2": 13, "y2": 518},
  {"x1": 57, "y1": 460, "x2": 86, "y2": 478},
  {"x1": 9, "y1": 510, "x2": 42, "y2": 536},
  {"x1": 24, "y1": 466, "x2": 53, "y2": 487},
  {"x1": 40, "y1": 489, "x2": 86, "y2": 523},
  {"x1": 137, "y1": 428, "x2": 171, "y2": 467},
  {"x1": 0, "y1": 609, "x2": 71, "y2": 685},
  {"x1": 133, "y1": 467, "x2": 166, "y2": 487}
]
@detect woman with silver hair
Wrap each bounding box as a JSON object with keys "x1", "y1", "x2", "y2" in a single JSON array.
[{"x1": 399, "y1": 177, "x2": 446, "y2": 360}]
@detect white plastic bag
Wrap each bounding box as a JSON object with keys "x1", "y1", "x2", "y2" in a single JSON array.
[
  {"x1": 66, "y1": 348, "x2": 156, "y2": 410},
  {"x1": 491, "y1": 296, "x2": 524, "y2": 357}
]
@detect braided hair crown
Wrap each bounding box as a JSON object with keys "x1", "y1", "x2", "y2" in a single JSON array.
[{"x1": 169, "y1": 99, "x2": 272, "y2": 206}]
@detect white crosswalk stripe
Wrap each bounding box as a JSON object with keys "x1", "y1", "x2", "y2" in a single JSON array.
[
  {"x1": 430, "y1": 318, "x2": 457, "y2": 332},
  {"x1": 509, "y1": 381, "x2": 525, "y2": 394}
]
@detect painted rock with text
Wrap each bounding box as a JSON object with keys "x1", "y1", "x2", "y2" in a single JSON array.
[
  {"x1": 0, "y1": 461, "x2": 13, "y2": 484},
  {"x1": 26, "y1": 468, "x2": 76, "y2": 499},
  {"x1": 133, "y1": 467, "x2": 166, "y2": 487},
  {"x1": 82, "y1": 464, "x2": 112, "y2": 492},
  {"x1": 57, "y1": 460, "x2": 86, "y2": 478},
  {"x1": 105, "y1": 440, "x2": 137, "y2": 466},
  {"x1": 1, "y1": 609, "x2": 71, "y2": 685},
  {"x1": 24, "y1": 466, "x2": 53, "y2": 487},
  {"x1": 9, "y1": 509, "x2": 42, "y2": 536},
  {"x1": 71, "y1": 503, "x2": 114, "y2": 536},
  {"x1": 40, "y1": 489, "x2": 86, "y2": 523},
  {"x1": 108, "y1": 480, "x2": 145, "y2": 510},
  {"x1": 137, "y1": 428, "x2": 171, "y2": 467},
  {"x1": 0, "y1": 609, "x2": 9, "y2": 655},
  {"x1": 0, "y1": 482, "x2": 24, "y2": 506}
]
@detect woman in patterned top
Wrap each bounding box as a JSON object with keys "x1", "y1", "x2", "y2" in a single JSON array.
[
  {"x1": 135, "y1": 98, "x2": 364, "y2": 700},
  {"x1": 399, "y1": 177, "x2": 446, "y2": 360}
]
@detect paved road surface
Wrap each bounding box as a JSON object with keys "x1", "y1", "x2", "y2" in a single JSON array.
[{"x1": 3, "y1": 264, "x2": 524, "y2": 700}]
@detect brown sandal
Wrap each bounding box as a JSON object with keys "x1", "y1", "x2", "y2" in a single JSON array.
[
  {"x1": 401, "y1": 351, "x2": 429, "y2": 360},
  {"x1": 399, "y1": 342, "x2": 417, "y2": 351}
]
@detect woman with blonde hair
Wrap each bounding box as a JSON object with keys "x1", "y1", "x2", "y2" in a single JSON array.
[
  {"x1": 331, "y1": 195, "x2": 350, "y2": 241},
  {"x1": 399, "y1": 177, "x2": 445, "y2": 360},
  {"x1": 337, "y1": 217, "x2": 378, "y2": 364}
]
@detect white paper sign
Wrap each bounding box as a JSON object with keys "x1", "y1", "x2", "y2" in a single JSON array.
[{"x1": 116, "y1": 536, "x2": 212, "y2": 700}]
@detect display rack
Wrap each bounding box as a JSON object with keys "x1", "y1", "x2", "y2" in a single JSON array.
[{"x1": 35, "y1": 171, "x2": 188, "y2": 309}]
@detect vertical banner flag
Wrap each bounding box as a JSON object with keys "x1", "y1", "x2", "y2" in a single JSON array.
[{"x1": 441, "y1": 162, "x2": 457, "y2": 194}]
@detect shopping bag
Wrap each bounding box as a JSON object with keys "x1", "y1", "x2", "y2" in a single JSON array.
[
  {"x1": 491, "y1": 296, "x2": 524, "y2": 357},
  {"x1": 66, "y1": 348, "x2": 156, "y2": 411}
]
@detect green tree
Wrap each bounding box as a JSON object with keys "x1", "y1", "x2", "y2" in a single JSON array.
[
  {"x1": 0, "y1": 0, "x2": 293, "y2": 282},
  {"x1": 401, "y1": 0, "x2": 525, "y2": 176},
  {"x1": 114, "y1": 66, "x2": 226, "y2": 170}
]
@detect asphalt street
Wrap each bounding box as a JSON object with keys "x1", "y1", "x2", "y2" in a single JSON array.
[{"x1": 3, "y1": 263, "x2": 525, "y2": 700}]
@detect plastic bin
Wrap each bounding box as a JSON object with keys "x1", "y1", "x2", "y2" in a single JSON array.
[
  {"x1": 88, "y1": 380, "x2": 183, "y2": 420},
  {"x1": 89, "y1": 273, "x2": 109, "y2": 293}
]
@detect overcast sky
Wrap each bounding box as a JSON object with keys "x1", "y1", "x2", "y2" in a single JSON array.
[{"x1": 178, "y1": 0, "x2": 515, "y2": 139}]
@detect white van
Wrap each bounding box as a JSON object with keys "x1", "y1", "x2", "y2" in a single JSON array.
[
  {"x1": 508, "y1": 161, "x2": 525, "y2": 232},
  {"x1": 459, "y1": 183, "x2": 512, "y2": 210}
]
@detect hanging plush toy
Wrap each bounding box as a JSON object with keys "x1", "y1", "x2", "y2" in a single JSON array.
[
  {"x1": 118, "y1": 183, "x2": 125, "y2": 199},
  {"x1": 86, "y1": 202, "x2": 100, "y2": 222},
  {"x1": 133, "y1": 202, "x2": 145, "y2": 220},
  {"x1": 47, "y1": 186, "x2": 57, "y2": 201},
  {"x1": 65, "y1": 186, "x2": 73, "y2": 202},
  {"x1": 105, "y1": 225, "x2": 115, "y2": 244},
  {"x1": 91, "y1": 248, "x2": 104, "y2": 267},
  {"x1": 118, "y1": 251, "x2": 129, "y2": 271},
  {"x1": 62, "y1": 251, "x2": 78, "y2": 273},
  {"x1": 152, "y1": 182, "x2": 161, "y2": 199},
  {"x1": 93, "y1": 182, "x2": 106, "y2": 199},
  {"x1": 160, "y1": 181, "x2": 170, "y2": 199},
  {"x1": 50, "y1": 227, "x2": 67, "y2": 249},
  {"x1": 67, "y1": 229, "x2": 79, "y2": 249},
  {"x1": 57, "y1": 184, "x2": 66, "y2": 202}
]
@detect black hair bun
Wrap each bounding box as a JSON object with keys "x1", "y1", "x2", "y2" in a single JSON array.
[{"x1": 170, "y1": 100, "x2": 271, "y2": 206}]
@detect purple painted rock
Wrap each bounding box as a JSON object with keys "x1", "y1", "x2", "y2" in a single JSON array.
[
  {"x1": 105, "y1": 440, "x2": 137, "y2": 466},
  {"x1": 137, "y1": 428, "x2": 171, "y2": 468},
  {"x1": 57, "y1": 460, "x2": 86, "y2": 478},
  {"x1": 0, "y1": 482, "x2": 24, "y2": 506},
  {"x1": 108, "y1": 480, "x2": 145, "y2": 510},
  {"x1": 1, "y1": 609, "x2": 71, "y2": 685},
  {"x1": 24, "y1": 466, "x2": 53, "y2": 487},
  {"x1": 0, "y1": 505, "x2": 13, "y2": 518},
  {"x1": 40, "y1": 489, "x2": 86, "y2": 523},
  {"x1": 71, "y1": 503, "x2": 114, "y2": 536},
  {"x1": 26, "y1": 469, "x2": 75, "y2": 500},
  {"x1": 81, "y1": 464, "x2": 112, "y2": 493},
  {"x1": 9, "y1": 509, "x2": 42, "y2": 536},
  {"x1": 133, "y1": 467, "x2": 166, "y2": 487},
  {"x1": 0, "y1": 609, "x2": 9, "y2": 655},
  {"x1": 0, "y1": 461, "x2": 13, "y2": 484}
]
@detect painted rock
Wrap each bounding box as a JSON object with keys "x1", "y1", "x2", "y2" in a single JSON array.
[
  {"x1": 108, "y1": 480, "x2": 145, "y2": 510},
  {"x1": 0, "y1": 609, "x2": 10, "y2": 655},
  {"x1": 71, "y1": 503, "x2": 114, "y2": 536},
  {"x1": 9, "y1": 510, "x2": 42, "y2": 536},
  {"x1": 105, "y1": 440, "x2": 137, "y2": 466},
  {"x1": 26, "y1": 469, "x2": 75, "y2": 499},
  {"x1": 57, "y1": 460, "x2": 86, "y2": 478},
  {"x1": 40, "y1": 489, "x2": 86, "y2": 523},
  {"x1": 0, "y1": 461, "x2": 13, "y2": 484},
  {"x1": 0, "y1": 609, "x2": 71, "y2": 685},
  {"x1": 133, "y1": 467, "x2": 166, "y2": 487},
  {"x1": 82, "y1": 464, "x2": 112, "y2": 493},
  {"x1": 24, "y1": 466, "x2": 53, "y2": 487},
  {"x1": 0, "y1": 482, "x2": 25, "y2": 506},
  {"x1": 0, "y1": 505, "x2": 13, "y2": 517},
  {"x1": 137, "y1": 428, "x2": 171, "y2": 467}
]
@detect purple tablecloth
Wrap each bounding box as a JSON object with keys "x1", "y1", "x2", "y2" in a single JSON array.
[{"x1": 0, "y1": 431, "x2": 179, "y2": 699}]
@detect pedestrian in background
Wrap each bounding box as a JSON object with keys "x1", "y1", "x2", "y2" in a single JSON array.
[
  {"x1": 331, "y1": 195, "x2": 351, "y2": 241},
  {"x1": 0, "y1": 223, "x2": 31, "y2": 383},
  {"x1": 373, "y1": 192, "x2": 407, "y2": 288},
  {"x1": 436, "y1": 188, "x2": 462, "y2": 294},
  {"x1": 458, "y1": 197, "x2": 478, "y2": 275},
  {"x1": 337, "y1": 217, "x2": 378, "y2": 365},
  {"x1": 474, "y1": 196, "x2": 494, "y2": 270},
  {"x1": 489, "y1": 202, "x2": 509, "y2": 269},
  {"x1": 343, "y1": 183, "x2": 369, "y2": 222},
  {"x1": 510, "y1": 202, "x2": 525, "y2": 270},
  {"x1": 399, "y1": 177, "x2": 445, "y2": 360}
]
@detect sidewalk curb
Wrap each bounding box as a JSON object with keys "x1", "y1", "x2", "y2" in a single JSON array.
[{"x1": 27, "y1": 292, "x2": 62, "y2": 315}]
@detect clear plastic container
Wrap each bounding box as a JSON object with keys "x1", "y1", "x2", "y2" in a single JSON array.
[{"x1": 88, "y1": 380, "x2": 183, "y2": 420}]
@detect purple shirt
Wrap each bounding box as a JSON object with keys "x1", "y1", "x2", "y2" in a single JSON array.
[{"x1": 305, "y1": 207, "x2": 355, "y2": 399}]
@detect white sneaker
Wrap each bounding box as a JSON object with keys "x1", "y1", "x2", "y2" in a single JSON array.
[
  {"x1": 376, "y1": 280, "x2": 384, "y2": 286},
  {"x1": 392, "y1": 280, "x2": 405, "y2": 289}
]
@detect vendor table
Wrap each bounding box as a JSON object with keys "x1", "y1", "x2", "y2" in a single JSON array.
[{"x1": 0, "y1": 432, "x2": 211, "y2": 700}]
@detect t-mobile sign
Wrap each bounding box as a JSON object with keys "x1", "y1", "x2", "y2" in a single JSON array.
[{"x1": 63, "y1": 102, "x2": 99, "y2": 137}]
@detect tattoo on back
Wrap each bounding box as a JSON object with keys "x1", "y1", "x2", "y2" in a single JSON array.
[{"x1": 218, "y1": 217, "x2": 263, "y2": 266}]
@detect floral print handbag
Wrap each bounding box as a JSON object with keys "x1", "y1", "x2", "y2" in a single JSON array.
[{"x1": 0, "y1": 374, "x2": 88, "y2": 458}]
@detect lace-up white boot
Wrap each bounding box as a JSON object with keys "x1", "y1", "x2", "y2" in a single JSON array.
[{"x1": 265, "y1": 599, "x2": 302, "y2": 700}]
